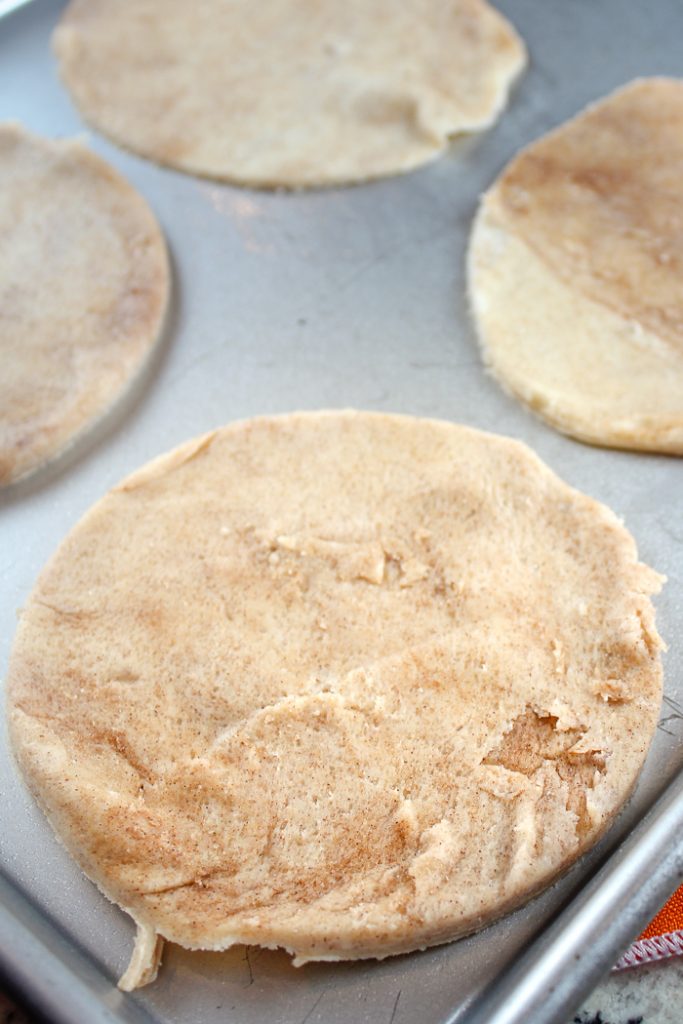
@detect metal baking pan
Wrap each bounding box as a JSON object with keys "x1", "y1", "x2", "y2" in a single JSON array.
[{"x1": 1, "y1": 2, "x2": 682, "y2": 1022}]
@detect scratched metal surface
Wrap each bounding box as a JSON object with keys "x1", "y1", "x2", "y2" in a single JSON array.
[{"x1": 0, "y1": 2, "x2": 682, "y2": 1023}]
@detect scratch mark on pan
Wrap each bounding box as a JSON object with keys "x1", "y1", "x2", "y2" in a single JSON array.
[
  {"x1": 657, "y1": 518, "x2": 683, "y2": 546},
  {"x1": 389, "y1": 988, "x2": 402, "y2": 1024},
  {"x1": 658, "y1": 695, "x2": 683, "y2": 736},
  {"x1": 244, "y1": 947, "x2": 254, "y2": 987},
  {"x1": 301, "y1": 990, "x2": 326, "y2": 1024},
  {"x1": 336, "y1": 245, "x2": 405, "y2": 291},
  {"x1": 409, "y1": 360, "x2": 477, "y2": 371},
  {"x1": 335, "y1": 226, "x2": 450, "y2": 292},
  {"x1": 658, "y1": 715, "x2": 683, "y2": 735},
  {"x1": 164, "y1": 343, "x2": 232, "y2": 389}
]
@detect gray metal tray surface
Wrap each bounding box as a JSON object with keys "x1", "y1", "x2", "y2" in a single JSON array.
[{"x1": 1, "y1": 2, "x2": 682, "y2": 1023}]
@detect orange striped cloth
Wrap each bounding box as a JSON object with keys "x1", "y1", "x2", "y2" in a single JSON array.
[{"x1": 615, "y1": 883, "x2": 683, "y2": 969}]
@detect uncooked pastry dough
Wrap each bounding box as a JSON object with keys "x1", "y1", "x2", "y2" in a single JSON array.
[
  {"x1": 0, "y1": 123, "x2": 169, "y2": 486},
  {"x1": 468, "y1": 78, "x2": 683, "y2": 454},
  {"x1": 53, "y1": 0, "x2": 526, "y2": 188},
  {"x1": 7, "y1": 411, "x2": 663, "y2": 988}
]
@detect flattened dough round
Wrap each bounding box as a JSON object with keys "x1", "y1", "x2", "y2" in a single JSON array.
[
  {"x1": 468, "y1": 78, "x2": 683, "y2": 453},
  {"x1": 0, "y1": 124, "x2": 169, "y2": 486},
  {"x1": 53, "y1": 0, "x2": 526, "y2": 188},
  {"x1": 7, "y1": 412, "x2": 663, "y2": 982}
]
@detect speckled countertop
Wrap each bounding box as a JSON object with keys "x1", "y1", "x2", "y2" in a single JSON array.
[
  {"x1": 572, "y1": 957, "x2": 683, "y2": 1024},
  {"x1": 1, "y1": 957, "x2": 682, "y2": 1024}
]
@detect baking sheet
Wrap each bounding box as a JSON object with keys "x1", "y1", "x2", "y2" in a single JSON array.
[{"x1": 1, "y1": 2, "x2": 682, "y2": 1022}]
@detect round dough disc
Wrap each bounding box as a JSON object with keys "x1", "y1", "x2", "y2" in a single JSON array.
[
  {"x1": 0, "y1": 124, "x2": 169, "y2": 486},
  {"x1": 53, "y1": 0, "x2": 526, "y2": 188},
  {"x1": 468, "y1": 78, "x2": 683, "y2": 454},
  {"x1": 7, "y1": 412, "x2": 663, "y2": 985}
]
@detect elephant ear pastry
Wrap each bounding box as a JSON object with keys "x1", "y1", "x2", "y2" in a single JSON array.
[
  {"x1": 7, "y1": 411, "x2": 663, "y2": 988},
  {"x1": 0, "y1": 122, "x2": 169, "y2": 486},
  {"x1": 468, "y1": 78, "x2": 683, "y2": 454},
  {"x1": 53, "y1": 0, "x2": 525, "y2": 188}
]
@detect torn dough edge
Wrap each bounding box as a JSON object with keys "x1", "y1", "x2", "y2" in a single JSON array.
[{"x1": 119, "y1": 921, "x2": 164, "y2": 991}]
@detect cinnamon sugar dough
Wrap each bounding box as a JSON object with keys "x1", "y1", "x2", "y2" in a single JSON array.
[
  {"x1": 468, "y1": 79, "x2": 683, "y2": 454},
  {"x1": 0, "y1": 124, "x2": 169, "y2": 486},
  {"x1": 7, "y1": 412, "x2": 663, "y2": 988},
  {"x1": 53, "y1": 0, "x2": 526, "y2": 188}
]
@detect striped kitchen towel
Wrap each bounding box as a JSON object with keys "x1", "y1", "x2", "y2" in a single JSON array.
[{"x1": 615, "y1": 883, "x2": 683, "y2": 969}]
